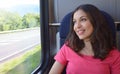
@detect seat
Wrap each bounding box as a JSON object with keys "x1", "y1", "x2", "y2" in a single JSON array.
[
  {"x1": 59, "y1": 11, "x2": 116, "y2": 74},
  {"x1": 101, "y1": 11, "x2": 116, "y2": 46},
  {"x1": 60, "y1": 11, "x2": 116, "y2": 47},
  {"x1": 59, "y1": 12, "x2": 72, "y2": 47}
]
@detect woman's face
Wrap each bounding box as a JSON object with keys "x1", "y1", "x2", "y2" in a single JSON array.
[{"x1": 73, "y1": 9, "x2": 93, "y2": 41}]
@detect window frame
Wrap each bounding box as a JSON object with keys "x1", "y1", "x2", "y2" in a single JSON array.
[{"x1": 32, "y1": 0, "x2": 50, "y2": 74}]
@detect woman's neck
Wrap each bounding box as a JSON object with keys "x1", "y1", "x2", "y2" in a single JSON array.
[{"x1": 79, "y1": 41, "x2": 94, "y2": 56}]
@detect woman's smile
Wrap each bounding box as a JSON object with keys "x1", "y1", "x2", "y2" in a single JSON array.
[
  {"x1": 73, "y1": 9, "x2": 93, "y2": 41},
  {"x1": 77, "y1": 29, "x2": 85, "y2": 35}
]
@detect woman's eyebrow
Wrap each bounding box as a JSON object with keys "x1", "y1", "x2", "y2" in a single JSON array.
[
  {"x1": 79, "y1": 16, "x2": 87, "y2": 19},
  {"x1": 73, "y1": 16, "x2": 87, "y2": 20}
]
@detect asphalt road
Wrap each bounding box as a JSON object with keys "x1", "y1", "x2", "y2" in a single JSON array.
[{"x1": 0, "y1": 28, "x2": 40, "y2": 62}]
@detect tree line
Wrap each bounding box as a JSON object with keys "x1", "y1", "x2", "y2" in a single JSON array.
[{"x1": 0, "y1": 9, "x2": 40, "y2": 31}]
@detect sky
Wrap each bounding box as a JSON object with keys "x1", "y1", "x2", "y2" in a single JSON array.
[
  {"x1": 0, "y1": 0, "x2": 40, "y2": 16},
  {"x1": 0, "y1": 0, "x2": 39, "y2": 9}
]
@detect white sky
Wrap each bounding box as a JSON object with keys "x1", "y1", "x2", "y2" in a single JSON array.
[{"x1": 0, "y1": 0, "x2": 39, "y2": 8}]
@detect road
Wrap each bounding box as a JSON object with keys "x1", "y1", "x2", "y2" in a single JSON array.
[{"x1": 0, "y1": 28, "x2": 40, "y2": 62}]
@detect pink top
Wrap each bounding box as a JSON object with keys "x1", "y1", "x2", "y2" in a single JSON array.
[{"x1": 54, "y1": 44, "x2": 120, "y2": 74}]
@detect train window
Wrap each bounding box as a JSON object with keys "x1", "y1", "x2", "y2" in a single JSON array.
[{"x1": 0, "y1": 0, "x2": 41, "y2": 74}]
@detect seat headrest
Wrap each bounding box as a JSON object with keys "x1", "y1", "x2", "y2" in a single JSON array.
[
  {"x1": 60, "y1": 12, "x2": 72, "y2": 38},
  {"x1": 60, "y1": 11, "x2": 116, "y2": 47}
]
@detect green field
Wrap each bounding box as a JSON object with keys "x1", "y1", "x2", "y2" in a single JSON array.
[{"x1": 0, "y1": 45, "x2": 41, "y2": 74}]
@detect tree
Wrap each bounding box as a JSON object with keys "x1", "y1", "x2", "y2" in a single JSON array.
[
  {"x1": 0, "y1": 9, "x2": 22, "y2": 31},
  {"x1": 22, "y1": 13, "x2": 40, "y2": 28}
]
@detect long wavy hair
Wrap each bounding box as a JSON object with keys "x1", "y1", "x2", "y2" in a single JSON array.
[{"x1": 65, "y1": 4, "x2": 115, "y2": 60}]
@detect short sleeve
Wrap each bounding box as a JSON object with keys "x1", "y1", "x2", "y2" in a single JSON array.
[
  {"x1": 54, "y1": 44, "x2": 68, "y2": 65},
  {"x1": 110, "y1": 50, "x2": 120, "y2": 74}
]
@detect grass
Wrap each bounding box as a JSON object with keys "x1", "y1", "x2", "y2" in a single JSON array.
[{"x1": 0, "y1": 45, "x2": 41, "y2": 74}]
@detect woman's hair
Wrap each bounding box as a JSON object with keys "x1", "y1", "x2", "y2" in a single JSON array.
[{"x1": 65, "y1": 4, "x2": 115, "y2": 60}]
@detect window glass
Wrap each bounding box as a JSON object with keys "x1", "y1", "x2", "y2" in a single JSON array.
[{"x1": 0, "y1": 0, "x2": 41, "y2": 74}]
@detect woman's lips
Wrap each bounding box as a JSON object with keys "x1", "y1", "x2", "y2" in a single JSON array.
[{"x1": 77, "y1": 30, "x2": 85, "y2": 35}]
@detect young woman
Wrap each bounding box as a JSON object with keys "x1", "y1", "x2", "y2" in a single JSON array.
[{"x1": 49, "y1": 4, "x2": 120, "y2": 74}]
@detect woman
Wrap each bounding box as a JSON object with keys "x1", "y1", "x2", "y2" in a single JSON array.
[{"x1": 49, "y1": 4, "x2": 120, "y2": 74}]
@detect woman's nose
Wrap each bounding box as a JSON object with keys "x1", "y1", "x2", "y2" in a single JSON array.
[{"x1": 76, "y1": 22, "x2": 82, "y2": 28}]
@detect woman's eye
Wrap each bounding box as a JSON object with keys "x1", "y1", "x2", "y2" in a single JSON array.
[{"x1": 80, "y1": 18, "x2": 87, "y2": 22}]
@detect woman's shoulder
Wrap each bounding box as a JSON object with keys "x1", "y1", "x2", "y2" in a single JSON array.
[
  {"x1": 60, "y1": 44, "x2": 77, "y2": 55},
  {"x1": 109, "y1": 48, "x2": 120, "y2": 56},
  {"x1": 104, "y1": 48, "x2": 120, "y2": 73},
  {"x1": 60, "y1": 44, "x2": 72, "y2": 51},
  {"x1": 104, "y1": 48, "x2": 120, "y2": 63}
]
